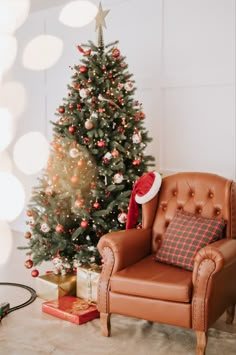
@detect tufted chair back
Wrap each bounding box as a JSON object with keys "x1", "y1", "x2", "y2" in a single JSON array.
[{"x1": 149, "y1": 172, "x2": 236, "y2": 253}]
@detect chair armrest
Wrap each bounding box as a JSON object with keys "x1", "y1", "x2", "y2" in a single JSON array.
[
  {"x1": 192, "y1": 238, "x2": 236, "y2": 330},
  {"x1": 193, "y1": 238, "x2": 236, "y2": 283},
  {"x1": 97, "y1": 228, "x2": 152, "y2": 313},
  {"x1": 98, "y1": 227, "x2": 152, "y2": 273}
]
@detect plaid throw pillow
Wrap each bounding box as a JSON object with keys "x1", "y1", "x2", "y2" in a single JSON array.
[{"x1": 155, "y1": 210, "x2": 225, "y2": 271}]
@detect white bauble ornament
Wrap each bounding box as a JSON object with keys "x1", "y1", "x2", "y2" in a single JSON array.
[
  {"x1": 69, "y1": 148, "x2": 79, "y2": 158},
  {"x1": 118, "y1": 212, "x2": 127, "y2": 224},
  {"x1": 79, "y1": 88, "x2": 89, "y2": 99},
  {"x1": 132, "y1": 132, "x2": 142, "y2": 144},
  {"x1": 91, "y1": 112, "x2": 98, "y2": 119},
  {"x1": 40, "y1": 223, "x2": 50, "y2": 233},
  {"x1": 114, "y1": 172, "x2": 124, "y2": 184},
  {"x1": 124, "y1": 81, "x2": 133, "y2": 91}
]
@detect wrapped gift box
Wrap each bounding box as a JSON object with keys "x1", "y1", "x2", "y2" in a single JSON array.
[
  {"x1": 76, "y1": 265, "x2": 101, "y2": 303},
  {"x1": 36, "y1": 273, "x2": 76, "y2": 301},
  {"x1": 42, "y1": 296, "x2": 99, "y2": 325}
]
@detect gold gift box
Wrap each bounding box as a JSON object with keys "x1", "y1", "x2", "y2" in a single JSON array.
[
  {"x1": 36, "y1": 273, "x2": 76, "y2": 301},
  {"x1": 76, "y1": 266, "x2": 101, "y2": 303}
]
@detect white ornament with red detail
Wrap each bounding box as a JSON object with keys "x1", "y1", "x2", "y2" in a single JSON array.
[
  {"x1": 69, "y1": 148, "x2": 79, "y2": 158},
  {"x1": 118, "y1": 212, "x2": 128, "y2": 224},
  {"x1": 113, "y1": 172, "x2": 124, "y2": 184},
  {"x1": 132, "y1": 131, "x2": 142, "y2": 144},
  {"x1": 45, "y1": 186, "x2": 53, "y2": 196},
  {"x1": 40, "y1": 222, "x2": 50, "y2": 233},
  {"x1": 117, "y1": 83, "x2": 124, "y2": 90},
  {"x1": 124, "y1": 81, "x2": 133, "y2": 91},
  {"x1": 79, "y1": 88, "x2": 90, "y2": 99},
  {"x1": 52, "y1": 256, "x2": 64, "y2": 275},
  {"x1": 103, "y1": 152, "x2": 112, "y2": 162}
]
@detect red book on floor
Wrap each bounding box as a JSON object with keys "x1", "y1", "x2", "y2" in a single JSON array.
[{"x1": 42, "y1": 296, "x2": 100, "y2": 325}]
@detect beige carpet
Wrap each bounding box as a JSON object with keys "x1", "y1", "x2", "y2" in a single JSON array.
[{"x1": 0, "y1": 287, "x2": 236, "y2": 355}]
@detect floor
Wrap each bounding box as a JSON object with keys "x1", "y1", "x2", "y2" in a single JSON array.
[{"x1": 0, "y1": 231, "x2": 236, "y2": 354}]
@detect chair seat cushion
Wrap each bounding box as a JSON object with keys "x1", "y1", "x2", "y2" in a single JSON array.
[
  {"x1": 155, "y1": 210, "x2": 225, "y2": 271},
  {"x1": 110, "y1": 254, "x2": 192, "y2": 303}
]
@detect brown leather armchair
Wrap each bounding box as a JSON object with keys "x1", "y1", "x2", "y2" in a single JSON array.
[{"x1": 97, "y1": 172, "x2": 236, "y2": 355}]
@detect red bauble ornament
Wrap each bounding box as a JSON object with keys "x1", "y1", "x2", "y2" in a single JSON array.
[
  {"x1": 111, "y1": 149, "x2": 119, "y2": 158},
  {"x1": 102, "y1": 65, "x2": 106, "y2": 70},
  {"x1": 98, "y1": 108, "x2": 104, "y2": 113},
  {"x1": 25, "y1": 231, "x2": 32, "y2": 239},
  {"x1": 58, "y1": 106, "x2": 65, "y2": 114},
  {"x1": 83, "y1": 137, "x2": 90, "y2": 144},
  {"x1": 27, "y1": 210, "x2": 32, "y2": 217},
  {"x1": 69, "y1": 104, "x2": 74, "y2": 109},
  {"x1": 91, "y1": 182, "x2": 96, "y2": 189},
  {"x1": 56, "y1": 224, "x2": 64, "y2": 233},
  {"x1": 77, "y1": 104, "x2": 81, "y2": 110},
  {"x1": 52, "y1": 175, "x2": 58, "y2": 183},
  {"x1": 132, "y1": 159, "x2": 141, "y2": 166},
  {"x1": 79, "y1": 66, "x2": 87, "y2": 73},
  {"x1": 68, "y1": 126, "x2": 76, "y2": 134},
  {"x1": 75, "y1": 199, "x2": 84, "y2": 208},
  {"x1": 24, "y1": 259, "x2": 33, "y2": 269},
  {"x1": 93, "y1": 201, "x2": 100, "y2": 209},
  {"x1": 31, "y1": 269, "x2": 39, "y2": 277},
  {"x1": 77, "y1": 159, "x2": 84, "y2": 167},
  {"x1": 71, "y1": 175, "x2": 79, "y2": 184},
  {"x1": 97, "y1": 140, "x2": 105, "y2": 148},
  {"x1": 112, "y1": 48, "x2": 120, "y2": 58},
  {"x1": 80, "y1": 220, "x2": 88, "y2": 228}
]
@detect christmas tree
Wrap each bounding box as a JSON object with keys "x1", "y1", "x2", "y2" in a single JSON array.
[{"x1": 20, "y1": 3, "x2": 155, "y2": 275}]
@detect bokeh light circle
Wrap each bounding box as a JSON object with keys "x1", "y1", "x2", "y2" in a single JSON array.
[
  {"x1": 13, "y1": 131, "x2": 49, "y2": 174},
  {"x1": 22, "y1": 35, "x2": 63, "y2": 70},
  {"x1": 59, "y1": 1, "x2": 97, "y2": 28},
  {"x1": 0, "y1": 172, "x2": 25, "y2": 221}
]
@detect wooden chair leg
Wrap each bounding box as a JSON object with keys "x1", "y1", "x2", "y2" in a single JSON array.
[
  {"x1": 226, "y1": 304, "x2": 235, "y2": 324},
  {"x1": 100, "y1": 312, "x2": 111, "y2": 337},
  {"x1": 196, "y1": 331, "x2": 207, "y2": 355}
]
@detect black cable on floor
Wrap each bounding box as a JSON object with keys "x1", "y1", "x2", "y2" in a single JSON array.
[{"x1": 0, "y1": 282, "x2": 37, "y2": 318}]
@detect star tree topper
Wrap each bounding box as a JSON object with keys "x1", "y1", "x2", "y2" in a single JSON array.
[{"x1": 95, "y1": 2, "x2": 110, "y2": 50}]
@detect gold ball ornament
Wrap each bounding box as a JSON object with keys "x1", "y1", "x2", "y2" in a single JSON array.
[{"x1": 84, "y1": 119, "x2": 94, "y2": 130}]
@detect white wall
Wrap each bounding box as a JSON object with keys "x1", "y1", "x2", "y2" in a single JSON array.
[
  {"x1": 160, "y1": 0, "x2": 235, "y2": 179},
  {"x1": 6, "y1": 0, "x2": 235, "y2": 232}
]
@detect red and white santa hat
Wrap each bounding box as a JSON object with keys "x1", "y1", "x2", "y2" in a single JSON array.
[{"x1": 126, "y1": 171, "x2": 162, "y2": 229}]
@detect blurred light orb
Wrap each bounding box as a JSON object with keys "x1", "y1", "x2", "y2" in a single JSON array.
[
  {"x1": 22, "y1": 35, "x2": 63, "y2": 70},
  {"x1": 0, "y1": 81, "x2": 27, "y2": 120},
  {"x1": 0, "y1": 172, "x2": 25, "y2": 221},
  {"x1": 59, "y1": 1, "x2": 97, "y2": 27},
  {"x1": 13, "y1": 131, "x2": 49, "y2": 174},
  {"x1": 0, "y1": 108, "x2": 14, "y2": 152},
  {"x1": 0, "y1": 221, "x2": 13, "y2": 265},
  {"x1": 0, "y1": 0, "x2": 30, "y2": 34},
  {"x1": 0, "y1": 151, "x2": 12, "y2": 172},
  {"x1": 0, "y1": 34, "x2": 17, "y2": 75}
]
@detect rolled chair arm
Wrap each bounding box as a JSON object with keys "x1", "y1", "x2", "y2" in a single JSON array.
[
  {"x1": 192, "y1": 238, "x2": 236, "y2": 330},
  {"x1": 98, "y1": 227, "x2": 152, "y2": 273},
  {"x1": 97, "y1": 228, "x2": 152, "y2": 313}
]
